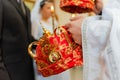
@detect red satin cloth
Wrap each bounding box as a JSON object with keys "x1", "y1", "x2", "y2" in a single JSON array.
[
  {"x1": 35, "y1": 27, "x2": 83, "y2": 77},
  {"x1": 60, "y1": 0, "x2": 94, "y2": 13}
]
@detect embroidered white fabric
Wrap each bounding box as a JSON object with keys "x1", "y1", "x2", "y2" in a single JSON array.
[{"x1": 82, "y1": 0, "x2": 120, "y2": 80}]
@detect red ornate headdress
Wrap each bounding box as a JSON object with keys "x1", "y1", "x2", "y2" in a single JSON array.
[
  {"x1": 28, "y1": 27, "x2": 83, "y2": 77},
  {"x1": 60, "y1": 0, "x2": 94, "y2": 13}
]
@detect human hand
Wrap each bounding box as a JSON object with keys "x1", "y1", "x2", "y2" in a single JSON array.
[
  {"x1": 94, "y1": 0, "x2": 103, "y2": 14},
  {"x1": 64, "y1": 16, "x2": 85, "y2": 46}
]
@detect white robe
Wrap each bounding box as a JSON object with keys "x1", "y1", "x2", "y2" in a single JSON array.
[{"x1": 82, "y1": 0, "x2": 120, "y2": 80}]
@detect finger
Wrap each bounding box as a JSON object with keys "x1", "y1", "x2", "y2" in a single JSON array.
[
  {"x1": 94, "y1": 0, "x2": 103, "y2": 14},
  {"x1": 64, "y1": 23, "x2": 71, "y2": 30}
]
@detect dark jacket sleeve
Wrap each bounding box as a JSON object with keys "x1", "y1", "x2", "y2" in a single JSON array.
[
  {"x1": 0, "y1": 0, "x2": 2, "y2": 40},
  {"x1": 0, "y1": 1, "x2": 11, "y2": 80},
  {"x1": 0, "y1": 0, "x2": 3, "y2": 59}
]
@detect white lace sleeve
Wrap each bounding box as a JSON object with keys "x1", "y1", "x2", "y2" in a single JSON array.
[{"x1": 82, "y1": 16, "x2": 111, "y2": 80}]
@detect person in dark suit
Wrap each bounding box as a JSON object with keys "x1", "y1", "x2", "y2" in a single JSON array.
[{"x1": 0, "y1": 0, "x2": 35, "y2": 80}]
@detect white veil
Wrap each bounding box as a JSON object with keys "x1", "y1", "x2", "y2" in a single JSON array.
[
  {"x1": 31, "y1": 0, "x2": 43, "y2": 40},
  {"x1": 31, "y1": 0, "x2": 42, "y2": 22}
]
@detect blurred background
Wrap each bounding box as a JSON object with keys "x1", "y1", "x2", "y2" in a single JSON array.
[{"x1": 25, "y1": 0, "x2": 109, "y2": 26}]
